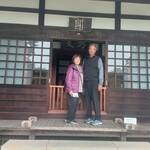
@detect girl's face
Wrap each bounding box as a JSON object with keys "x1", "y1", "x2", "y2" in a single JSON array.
[{"x1": 74, "y1": 56, "x2": 81, "y2": 65}]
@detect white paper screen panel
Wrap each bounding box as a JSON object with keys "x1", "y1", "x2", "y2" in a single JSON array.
[
  {"x1": 0, "y1": 0, "x2": 39, "y2": 8},
  {"x1": 122, "y1": 3, "x2": 150, "y2": 16},
  {"x1": 45, "y1": 14, "x2": 115, "y2": 29},
  {"x1": 45, "y1": 0, "x2": 115, "y2": 14},
  {"x1": 92, "y1": 18, "x2": 114, "y2": 29},
  {"x1": 0, "y1": 11, "x2": 38, "y2": 25},
  {"x1": 121, "y1": 19, "x2": 150, "y2": 31},
  {"x1": 45, "y1": 14, "x2": 69, "y2": 27}
]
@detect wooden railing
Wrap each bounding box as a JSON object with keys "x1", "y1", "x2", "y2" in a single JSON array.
[{"x1": 48, "y1": 85, "x2": 107, "y2": 114}]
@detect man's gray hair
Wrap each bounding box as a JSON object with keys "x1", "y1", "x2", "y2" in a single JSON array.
[{"x1": 88, "y1": 43, "x2": 98, "y2": 50}]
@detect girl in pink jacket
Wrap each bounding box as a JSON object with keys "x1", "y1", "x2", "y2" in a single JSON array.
[{"x1": 65, "y1": 54, "x2": 83, "y2": 124}]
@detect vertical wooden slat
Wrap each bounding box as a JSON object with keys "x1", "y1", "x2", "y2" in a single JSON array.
[
  {"x1": 49, "y1": 86, "x2": 52, "y2": 110},
  {"x1": 80, "y1": 97, "x2": 84, "y2": 111},
  {"x1": 60, "y1": 87, "x2": 63, "y2": 110},
  {"x1": 52, "y1": 87, "x2": 55, "y2": 110},
  {"x1": 78, "y1": 102, "x2": 81, "y2": 111},
  {"x1": 100, "y1": 89, "x2": 103, "y2": 111},
  {"x1": 103, "y1": 87, "x2": 107, "y2": 112},
  {"x1": 50, "y1": 87, "x2": 53, "y2": 110},
  {"x1": 56, "y1": 87, "x2": 59, "y2": 109}
]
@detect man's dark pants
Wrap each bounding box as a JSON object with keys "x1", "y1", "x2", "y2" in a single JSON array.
[{"x1": 84, "y1": 80, "x2": 101, "y2": 120}]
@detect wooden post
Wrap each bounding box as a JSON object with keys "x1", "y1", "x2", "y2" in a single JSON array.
[{"x1": 120, "y1": 132, "x2": 127, "y2": 141}]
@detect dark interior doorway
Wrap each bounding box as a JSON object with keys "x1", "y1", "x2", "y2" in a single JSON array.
[{"x1": 51, "y1": 40, "x2": 105, "y2": 85}]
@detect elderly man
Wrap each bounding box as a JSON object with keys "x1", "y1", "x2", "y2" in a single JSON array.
[{"x1": 83, "y1": 43, "x2": 104, "y2": 126}]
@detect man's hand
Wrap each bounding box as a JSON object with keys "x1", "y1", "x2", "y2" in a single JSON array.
[{"x1": 98, "y1": 85, "x2": 103, "y2": 91}]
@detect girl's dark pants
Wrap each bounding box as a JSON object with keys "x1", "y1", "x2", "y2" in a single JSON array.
[{"x1": 67, "y1": 95, "x2": 79, "y2": 121}]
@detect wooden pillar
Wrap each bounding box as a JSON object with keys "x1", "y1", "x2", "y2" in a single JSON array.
[
  {"x1": 38, "y1": 0, "x2": 45, "y2": 28},
  {"x1": 115, "y1": 0, "x2": 121, "y2": 30}
]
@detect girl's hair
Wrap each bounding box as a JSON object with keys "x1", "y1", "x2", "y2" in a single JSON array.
[{"x1": 72, "y1": 54, "x2": 82, "y2": 64}]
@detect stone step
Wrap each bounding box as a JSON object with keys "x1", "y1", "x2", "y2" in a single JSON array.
[{"x1": 2, "y1": 140, "x2": 150, "y2": 150}]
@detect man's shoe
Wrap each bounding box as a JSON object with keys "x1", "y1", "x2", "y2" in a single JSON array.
[
  {"x1": 85, "y1": 118, "x2": 94, "y2": 124},
  {"x1": 91, "y1": 120, "x2": 103, "y2": 126}
]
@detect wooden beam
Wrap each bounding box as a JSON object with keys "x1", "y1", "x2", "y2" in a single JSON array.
[
  {"x1": 0, "y1": 6, "x2": 38, "y2": 13},
  {"x1": 121, "y1": 15, "x2": 150, "y2": 20},
  {"x1": 115, "y1": 0, "x2": 121, "y2": 30},
  {"x1": 38, "y1": 0, "x2": 45, "y2": 28},
  {"x1": 121, "y1": 0, "x2": 150, "y2": 4},
  {"x1": 94, "y1": 0, "x2": 150, "y2": 4},
  {"x1": 45, "y1": 10, "x2": 114, "y2": 18},
  {"x1": 0, "y1": 24, "x2": 150, "y2": 45}
]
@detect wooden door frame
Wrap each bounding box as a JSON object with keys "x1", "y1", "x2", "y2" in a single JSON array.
[
  {"x1": 48, "y1": 39, "x2": 108, "y2": 113},
  {"x1": 49, "y1": 39, "x2": 108, "y2": 85}
]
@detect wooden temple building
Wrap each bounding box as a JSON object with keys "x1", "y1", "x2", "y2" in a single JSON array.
[{"x1": 0, "y1": 0, "x2": 150, "y2": 120}]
